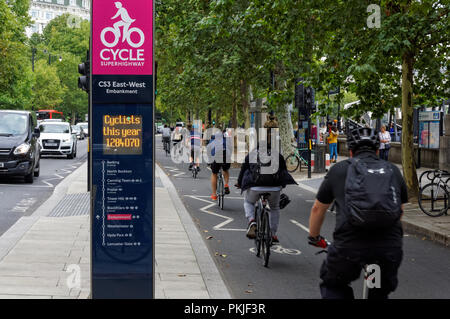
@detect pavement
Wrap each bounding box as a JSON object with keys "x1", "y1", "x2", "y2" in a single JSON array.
[{"x1": 0, "y1": 151, "x2": 447, "y2": 299}]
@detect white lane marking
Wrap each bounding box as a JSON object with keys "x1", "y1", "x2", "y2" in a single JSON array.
[
  {"x1": 189, "y1": 195, "x2": 243, "y2": 200},
  {"x1": 291, "y1": 219, "x2": 332, "y2": 245},
  {"x1": 167, "y1": 167, "x2": 185, "y2": 177},
  {"x1": 296, "y1": 182, "x2": 319, "y2": 194},
  {"x1": 185, "y1": 195, "x2": 246, "y2": 232},
  {"x1": 290, "y1": 219, "x2": 310, "y2": 233},
  {"x1": 12, "y1": 197, "x2": 37, "y2": 213}
]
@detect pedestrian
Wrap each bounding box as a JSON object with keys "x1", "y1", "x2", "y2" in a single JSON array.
[
  {"x1": 379, "y1": 125, "x2": 391, "y2": 161},
  {"x1": 307, "y1": 127, "x2": 408, "y2": 299},
  {"x1": 327, "y1": 125, "x2": 339, "y2": 163}
]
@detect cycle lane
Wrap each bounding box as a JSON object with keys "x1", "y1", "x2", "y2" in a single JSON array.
[{"x1": 156, "y1": 138, "x2": 450, "y2": 298}]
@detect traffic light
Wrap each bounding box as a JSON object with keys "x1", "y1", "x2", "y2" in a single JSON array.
[
  {"x1": 78, "y1": 50, "x2": 90, "y2": 93},
  {"x1": 304, "y1": 86, "x2": 315, "y2": 110}
]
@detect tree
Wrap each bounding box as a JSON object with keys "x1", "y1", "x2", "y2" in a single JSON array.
[
  {"x1": 56, "y1": 53, "x2": 88, "y2": 124},
  {"x1": 29, "y1": 13, "x2": 90, "y2": 121},
  {"x1": 32, "y1": 60, "x2": 65, "y2": 110},
  {"x1": 310, "y1": 0, "x2": 449, "y2": 198},
  {"x1": 0, "y1": 0, "x2": 33, "y2": 110}
]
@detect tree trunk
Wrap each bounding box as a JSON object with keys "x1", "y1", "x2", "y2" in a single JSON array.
[
  {"x1": 232, "y1": 89, "x2": 237, "y2": 129},
  {"x1": 240, "y1": 80, "x2": 250, "y2": 129},
  {"x1": 277, "y1": 102, "x2": 294, "y2": 158},
  {"x1": 401, "y1": 52, "x2": 419, "y2": 199},
  {"x1": 273, "y1": 66, "x2": 294, "y2": 158}
]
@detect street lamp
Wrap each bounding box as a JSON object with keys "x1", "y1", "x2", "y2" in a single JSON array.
[
  {"x1": 43, "y1": 49, "x2": 62, "y2": 65},
  {"x1": 32, "y1": 48, "x2": 62, "y2": 70}
]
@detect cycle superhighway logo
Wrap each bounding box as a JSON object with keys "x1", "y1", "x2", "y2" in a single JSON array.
[{"x1": 93, "y1": 0, "x2": 153, "y2": 75}]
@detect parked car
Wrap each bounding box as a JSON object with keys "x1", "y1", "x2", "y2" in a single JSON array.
[
  {"x1": 0, "y1": 110, "x2": 41, "y2": 183},
  {"x1": 38, "y1": 121, "x2": 77, "y2": 159},
  {"x1": 71, "y1": 125, "x2": 85, "y2": 140},
  {"x1": 77, "y1": 122, "x2": 89, "y2": 137}
]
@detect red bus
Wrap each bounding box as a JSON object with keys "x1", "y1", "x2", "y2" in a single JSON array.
[{"x1": 36, "y1": 110, "x2": 64, "y2": 121}]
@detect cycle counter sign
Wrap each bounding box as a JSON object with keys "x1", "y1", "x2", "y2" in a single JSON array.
[{"x1": 91, "y1": 0, "x2": 154, "y2": 299}]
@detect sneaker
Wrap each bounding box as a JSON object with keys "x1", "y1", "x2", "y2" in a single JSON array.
[
  {"x1": 271, "y1": 235, "x2": 280, "y2": 245},
  {"x1": 211, "y1": 194, "x2": 218, "y2": 201},
  {"x1": 246, "y1": 220, "x2": 257, "y2": 239},
  {"x1": 224, "y1": 185, "x2": 230, "y2": 194}
]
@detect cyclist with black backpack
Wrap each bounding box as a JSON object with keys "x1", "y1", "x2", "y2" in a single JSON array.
[
  {"x1": 308, "y1": 127, "x2": 408, "y2": 299},
  {"x1": 235, "y1": 127, "x2": 297, "y2": 244}
]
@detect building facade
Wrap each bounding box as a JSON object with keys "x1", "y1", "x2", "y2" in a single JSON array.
[{"x1": 27, "y1": 0, "x2": 90, "y2": 37}]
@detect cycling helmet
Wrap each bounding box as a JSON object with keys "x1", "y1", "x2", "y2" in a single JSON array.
[
  {"x1": 347, "y1": 127, "x2": 380, "y2": 152},
  {"x1": 279, "y1": 194, "x2": 291, "y2": 210}
]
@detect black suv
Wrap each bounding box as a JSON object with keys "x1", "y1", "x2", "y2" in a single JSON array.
[{"x1": 0, "y1": 110, "x2": 41, "y2": 183}]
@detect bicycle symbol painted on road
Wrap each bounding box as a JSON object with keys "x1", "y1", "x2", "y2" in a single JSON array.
[
  {"x1": 249, "y1": 245, "x2": 301, "y2": 256},
  {"x1": 100, "y1": 2, "x2": 145, "y2": 48}
]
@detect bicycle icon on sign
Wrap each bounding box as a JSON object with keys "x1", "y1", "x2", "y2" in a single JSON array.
[{"x1": 100, "y1": 2, "x2": 145, "y2": 48}]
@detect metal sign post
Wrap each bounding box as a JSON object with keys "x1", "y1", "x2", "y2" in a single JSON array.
[{"x1": 90, "y1": 0, "x2": 154, "y2": 299}]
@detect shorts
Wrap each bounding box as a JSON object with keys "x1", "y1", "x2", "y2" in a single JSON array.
[
  {"x1": 190, "y1": 146, "x2": 201, "y2": 160},
  {"x1": 210, "y1": 161, "x2": 231, "y2": 174}
]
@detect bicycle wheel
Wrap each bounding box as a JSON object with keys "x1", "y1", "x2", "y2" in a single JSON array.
[
  {"x1": 419, "y1": 183, "x2": 449, "y2": 217},
  {"x1": 220, "y1": 175, "x2": 224, "y2": 210},
  {"x1": 260, "y1": 209, "x2": 271, "y2": 267},
  {"x1": 254, "y1": 203, "x2": 262, "y2": 258},
  {"x1": 286, "y1": 154, "x2": 299, "y2": 173},
  {"x1": 165, "y1": 141, "x2": 170, "y2": 156}
]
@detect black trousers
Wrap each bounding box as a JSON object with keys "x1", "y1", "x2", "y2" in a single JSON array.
[
  {"x1": 319, "y1": 244, "x2": 403, "y2": 299},
  {"x1": 379, "y1": 148, "x2": 390, "y2": 161}
]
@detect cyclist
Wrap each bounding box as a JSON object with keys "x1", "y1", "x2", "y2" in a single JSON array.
[
  {"x1": 162, "y1": 124, "x2": 171, "y2": 152},
  {"x1": 207, "y1": 129, "x2": 232, "y2": 201},
  {"x1": 308, "y1": 127, "x2": 408, "y2": 299},
  {"x1": 111, "y1": 2, "x2": 135, "y2": 41},
  {"x1": 188, "y1": 123, "x2": 201, "y2": 172},
  {"x1": 235, "y1": 126, "x2": 296, "y2": 244}
]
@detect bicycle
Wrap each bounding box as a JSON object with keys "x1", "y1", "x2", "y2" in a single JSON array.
[
  {"x1": 191, "y1": 164, "x2": 200, "y2": 179},
  {"x1": 286, "y1": 147, "x2": 309, "y2": 173},
  {"x1": 313, "y1": 247, "x2": 372, "y2": 299},
  {"x1": 252, "y1": 186, "x2": 281, "y2": 267},
  {"x1": 162, "y1": 138, "x2": 170, "y2": 156},
  {"x1": 418, "y1": 169, "x2": 449, "y2": 217},
  {"x1": 216, "y1": 167, "x2": 225, "y2": 210}
]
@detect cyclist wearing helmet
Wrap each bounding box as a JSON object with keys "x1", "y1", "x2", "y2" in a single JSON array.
[
  {"x1": 207, "y1": 129, "x2": 232, "y2": 200},
  {"x1": 308, "y1": 127, "x2": 408, "y2": 299}
]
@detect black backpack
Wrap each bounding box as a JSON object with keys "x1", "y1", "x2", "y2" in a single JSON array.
[
  {"x1": 249, "y1": 151, "x2": 280, "y2": 186},
  {"x1": 344, "y1": 157, "x2": 402, "y2": 229}
]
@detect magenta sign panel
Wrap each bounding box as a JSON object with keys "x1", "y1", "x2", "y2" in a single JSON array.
[{"x1": 92, "y1": 0, "x2": 153, "y2": 75}]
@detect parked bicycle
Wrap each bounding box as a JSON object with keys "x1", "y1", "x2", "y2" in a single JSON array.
[
  {"x1": 286, "y1": 147, "x2": 309, "y2": 173},
  {"x1": 252, "y1": 186, "x2": 281, "y2": 267},
  {"x1": 418, "y1": 169, "x2": 449, "y2": 217}
]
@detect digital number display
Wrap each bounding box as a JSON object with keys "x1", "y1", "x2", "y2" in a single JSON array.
[{"x1": 103, "y1": 115, "x2": 143, "y2": 155}]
